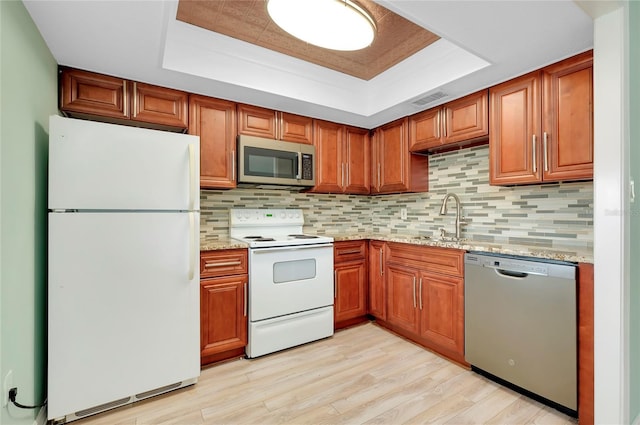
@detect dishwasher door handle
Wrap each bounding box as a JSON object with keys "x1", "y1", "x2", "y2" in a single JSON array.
[{"x1": 494, "y1": 268, "x2": 529, "y2": 279}]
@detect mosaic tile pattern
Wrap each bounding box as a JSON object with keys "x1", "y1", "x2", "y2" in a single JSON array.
[{"x1": 201, "y1": 145, "x2": 593, "y2": 250}]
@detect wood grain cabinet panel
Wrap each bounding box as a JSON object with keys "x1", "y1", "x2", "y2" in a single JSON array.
[
  {"x1": 312, "y1": 120, "x2": 370, "y2": 194},
  {"x1": 368, "y1": 241, "x2": 386, "y2": 320},
  {"x1": 200, "y1": 249, "x2": 248, "y2": 366},
  {"x1": 237, "y1": 104, "x2": 312, "y2": 144},
  {"x1": 131, "y1": 82, "x2": 188, "y2": 128},
  {"x1": 578, "y1": 263, "x2": 594, "y2": 425},
  {"x1": 189, "y1": 95, "x2": 237, "y2": 189},
  {"x1": 410, "y1": 90, "x2": 488, "y2": 152},
  {"x1": 383, "y1": 243, "x2": 466, "y2": 364},
  {"x1": 418, "y1": 272, "x2": 464, "y2": 361},
  {"x1": 371, "y1": 118, "x2": 428, "y2": 194},
  {"x1": 333, "y1": 241, "x2": 368, "y2": 329},
  {"x1": 490, "y1": 51, "x2": 593, "y2": 185},
  {"x1": 200, "y1": 276, "x2": 247, "y2": 359},
  {"x1": 59, "y1": 67, "x2": 189, "y2": 131},
  {"x1": 60, "y1": 67, "x2": 128, "y2": 119}
]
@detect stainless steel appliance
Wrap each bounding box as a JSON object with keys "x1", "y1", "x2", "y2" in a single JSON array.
[
  {"x1": 230, "y1": 208, "x2": 334, "y2": 358},
  {"x1": 464, "y1": 252, "x2": 577, "y2": 415},
  {"x1": 237, "y1": 135, "x2": 315, "y2": 187},
  {"x1": 48, "y1": 116, "x2": 200, "y2": 423}
]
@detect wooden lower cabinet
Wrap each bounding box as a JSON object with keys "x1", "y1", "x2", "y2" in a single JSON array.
[
  {"x1": 382, "y1": 242, "x2": 466, "y2": 365},
  {"x1": 578, "y1": 263, "x2": 594, "y2": 425},
  {"x1": 368, "y1": 241, "x2": 386, "y2": 320},
  {"x1": 200, "y1": 249, "x2": 248, "y2": 365},
  {"x1": 334, "y1": 241, "x2": 368, "y2": 329}
]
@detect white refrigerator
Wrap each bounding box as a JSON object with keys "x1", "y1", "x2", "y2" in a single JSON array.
[{"x1": 47, "y1": 116, "x2": 200, "y2": 423}]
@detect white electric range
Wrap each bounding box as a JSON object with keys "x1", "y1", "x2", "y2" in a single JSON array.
[{"x1": 229, "y1": 208, "x2": 334, "y2": 358}]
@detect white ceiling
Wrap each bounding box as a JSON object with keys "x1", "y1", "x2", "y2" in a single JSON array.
[{"x1": 23, "y1": 0, "x2": 593, "y2": 129}]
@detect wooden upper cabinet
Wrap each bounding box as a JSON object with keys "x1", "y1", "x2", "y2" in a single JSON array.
[
  {"x1": 60, "y1": 67, "x2": 128, "y2": 119},
  {"x1": 490, "y1": 51, "x2": 593, "y2": 185},
  {"x1": 312, "y1": 120, "x2": 369, "y2": 194},
  {"x1": 542, "y1": 51, "x2": 593, "y2": 182},
  {"x1": 237, "y1": 104, "x2": 312, "y2": 144},
  {"x1": 372, "y1": 117, "x2": 428, "y2": 194},
  {"x1": 410, "y1": 90, "x2": 488, "y2": 152},
  {"x1": 59, "y1": 67, "x2": 188, "y2": 131},
  {"x1": 130, "y1": 82, "x2": 188, "y2": 129},
  {"x1": 189, "y1": 95, "x2": 237, "y2": 189}
]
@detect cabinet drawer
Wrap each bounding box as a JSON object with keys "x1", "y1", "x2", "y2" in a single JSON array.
[
  {"x1": 334, "y1": 240, "x2": 367, "y2": 263},
  {"x1": 386, "y1": 242, "x2": 464, "y2": 277},
  {"x1": 200, "y1": 249, "x2": 248, "y2": 278}
]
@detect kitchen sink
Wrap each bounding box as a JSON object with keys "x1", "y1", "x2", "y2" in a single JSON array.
[{"x1": 413, "y1": 235, "x2": 468, "y2": 243}]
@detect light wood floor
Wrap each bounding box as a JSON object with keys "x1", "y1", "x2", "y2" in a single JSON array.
[{"x1": 75, "y1": 323, "x2": 577, "y2": 425}]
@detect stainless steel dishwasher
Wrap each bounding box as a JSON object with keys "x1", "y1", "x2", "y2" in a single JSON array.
[{"x1": 464, "y1": 252, "x2": 577, "y2": 415}]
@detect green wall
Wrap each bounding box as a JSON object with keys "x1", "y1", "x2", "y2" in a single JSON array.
[
  {"x1": 0, "y1": 1, "x2": 57, "y2": 423},
  {"x1": 630, "y1": 0, "x2": 640, "y2": 422}
]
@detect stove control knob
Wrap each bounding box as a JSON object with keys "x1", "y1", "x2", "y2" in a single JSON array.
[{"x1": 280, "y1": 212, "x2": 286, "y2": 219}]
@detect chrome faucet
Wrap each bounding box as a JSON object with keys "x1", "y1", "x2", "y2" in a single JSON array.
[{"x1": 438, "y1": 193, "x2": 466, "y2": 240}]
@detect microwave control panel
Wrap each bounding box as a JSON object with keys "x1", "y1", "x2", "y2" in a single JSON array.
[{"x1": 301, "y1": 154, "x2": 313, "y2": 180}]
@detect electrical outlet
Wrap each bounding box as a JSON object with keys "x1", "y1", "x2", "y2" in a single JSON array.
[
  {"x1": 3, "y1": 370, "x2": 12, "y2": 408},
  {"x1": 400, "y1": 208, "x2": 408, "y2": 220}
]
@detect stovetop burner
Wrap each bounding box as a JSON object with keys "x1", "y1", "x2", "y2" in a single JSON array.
[
  {"x1": 243, "y1": 236, "x2": 276, "y2": 242},
  {"x1": 288, "y1": 234, "x2": 319, "y2": 239}
]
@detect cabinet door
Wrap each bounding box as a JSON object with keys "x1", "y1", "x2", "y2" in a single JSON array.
[
  {"x1": 489, "y1": 71, "x2": 542, "y2": 185},
  {"x1": 418, "y1": 272, "x2": 464, "y2": 360},
  {"x1": 542, "y1": 52, "x2": 593, "y2": 182},
  {"x1": 409, "y1": 108, "x2": 442, "y2": 152},
  {"x1": 237, "y1": 104, "x2": 277, "y2": 138},
  {"x1": 344, "y1": 127, "x2": 370, "y2": 194},
  {"x1": 131, "y1": 82, "x2": 188, "y2": 129},
  {"x1": 373, "y1": 118, "x2": 410, "y2": 194},
  {"x1": 59, "y1": 67, "x2": 128, "y2": 120},
  {"x1": 443, "y1": 90, "x2": 488, "y2": 145},
  {"x1": 368, "y1": 241, "x2": 386, "y2": 320},
  {"x1": 280, "y1": 112, "x2": 313, "y2": 144},
  {"x1": 312, "y1": 120, "x2": 344, "y2": 193},
  {"x1": 386, "y1": 263, "x2": 420, "y2": 335},
  {"x1": 189, "y1": 95, "x2": 237, "y2": 189},
  {"x1": 334, "y1": 260, "x2": 368, "y2": 325},
  {"x1": 200, "y1": 275, "x2": 247, "y2": 359}
]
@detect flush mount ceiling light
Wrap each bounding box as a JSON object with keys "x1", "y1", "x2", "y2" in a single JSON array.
[{"x1": 266, "y1": 0, "x2": 377, "y2": 51}]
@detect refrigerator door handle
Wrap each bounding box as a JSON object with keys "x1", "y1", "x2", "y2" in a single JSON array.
[
  {"x1": 188, "y1": 144, "x2": 196, "y2": 211},
  {"x1": 188, "y1": 212, "x2": 196, "y2": 281}
]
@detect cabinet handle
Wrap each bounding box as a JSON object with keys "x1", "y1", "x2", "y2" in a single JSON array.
[
  {"x1": 334, "y1": 270, "x2": 337, "y2": 298},
  {"x1": 436, "y1": 110, "x2": 441, "y2": 139},
  {"x1": 132, "y1": 82, "x2": 137, "y2": 118},
  {"x1": 532, "y1": 134, "x2": 537, "y2": 173},
  {"x1": 244, "y1": 282, "x2": 247, "y2": 317},
  {"x1": 419, "y1": 278, "x2": 423, "y2": 310},
  {"x1": 122, "y1": 80, "x2": 128, "y2": 117},
  {"x1": 442, "y1": 110, "x2": 447, "y2": 138},
  {"x1": 342, "y1": 163, "x2": 345, "y2": 188},
  {"x1": 204, "y1": 260, "x2": 242, "y2": 268},
  {"x1": 377, "y1": 163, "x2": 381, "y2": 188},
  {"x1": 412, "y1": 276, "x2": 417, "y2": 309},
  {"x1": 543, "y1": 132, "x2": 549, "y2": 172},
  {"x1": 379, "y1": 249, "x2": 384, "y2": 276}
]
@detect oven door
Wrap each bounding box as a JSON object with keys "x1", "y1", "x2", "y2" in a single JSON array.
[{"x1": 248, "y1": 243, "x2": 333, "y2": 321}]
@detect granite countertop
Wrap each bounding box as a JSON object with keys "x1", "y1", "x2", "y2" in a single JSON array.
[{"x1": 200, "y1": 233, "x2": 593, "y2": 264}]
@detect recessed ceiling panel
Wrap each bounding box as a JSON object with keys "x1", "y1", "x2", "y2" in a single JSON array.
[{"x1": 176, "y1": 0, "x2": 440, "y2": 80}]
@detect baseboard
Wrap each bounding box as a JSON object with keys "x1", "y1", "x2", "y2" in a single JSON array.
[{"x1": 33, "y1": 405, "x2": 47, "y2": 425}]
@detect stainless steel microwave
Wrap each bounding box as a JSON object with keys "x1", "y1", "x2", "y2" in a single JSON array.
[{"x1": 237, "y1": 135, "x2": 315, "y2": 187}]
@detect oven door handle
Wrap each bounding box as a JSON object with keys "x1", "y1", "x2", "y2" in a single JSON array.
[{"x1": 251, "y1": 243, "x2": 334, "y2": 253}]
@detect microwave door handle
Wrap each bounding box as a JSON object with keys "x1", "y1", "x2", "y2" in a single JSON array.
[{"x1": 297, "y1": 152, "x2": 302, "y2": 180}]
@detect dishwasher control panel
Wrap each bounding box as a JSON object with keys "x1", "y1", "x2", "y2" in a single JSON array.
[{"x1": 465, "y1": 252, "x2": 575, "y2": 279}]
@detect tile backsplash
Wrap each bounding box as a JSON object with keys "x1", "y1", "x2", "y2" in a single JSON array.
[{"x1": 201, "y1": 145, "x2": 593, "y2": 250}]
